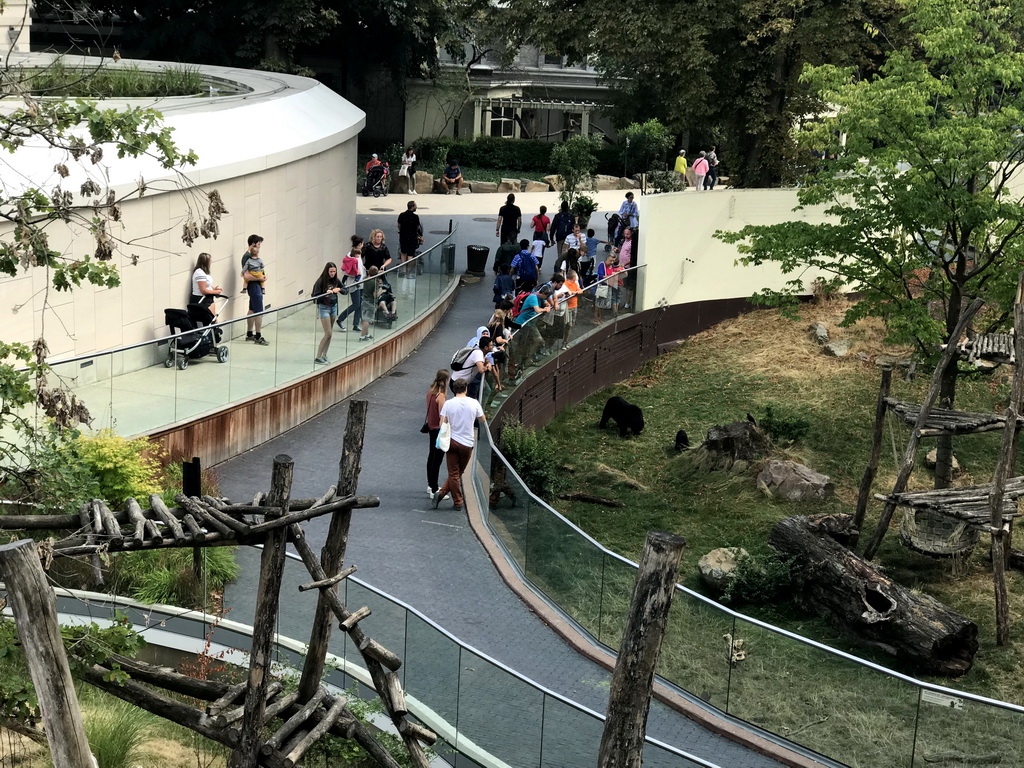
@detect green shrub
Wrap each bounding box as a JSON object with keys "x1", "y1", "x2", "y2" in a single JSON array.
[
  {"x1": 721, "y1": 552, "x2": 794, "y2": 605},
  {"x1": 760, "y1": 404, "x2": 812, "y2": 444},
  {"x1": 413, "y1": 136, "x2": 554, "y2": 173},
  {"x1": 84, "y1": 697, "x2": 154, "y2": 768},
  {"x1": 109, "y1": 547, "x2": 240, "y2": 608},
  {"x1": 76, "y1": 431, "x2": 163, "y2": 506},
  {"x1": 499, "y1": 420, "x2": 564, "y2": 498},
  {"x1": 20, "y1": 59, "x2": 203, "y2": 98}
]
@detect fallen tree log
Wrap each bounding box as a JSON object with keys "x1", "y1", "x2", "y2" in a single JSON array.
[
  {"x1": 557, "y1": 493, "x2": 625, "y2": 508},
  {"x1": 769, "y1": 514, "x2": 978, "y2": 676}
]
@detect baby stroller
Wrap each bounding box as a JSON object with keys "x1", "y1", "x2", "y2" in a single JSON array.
[
  {"x1": 363, "y1": 162, "x2": 390, "y2": 197},
  {"x1": 163, "y1": 301, "x2": 228, "y2": 370}
]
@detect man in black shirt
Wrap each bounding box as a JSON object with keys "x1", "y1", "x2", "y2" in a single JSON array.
[
  {"x1": 496, "y1": 193, "x2": 522, "y2": 244},
  {"x1": 397, "y1": 200, "x2": 422, "y2": 277}
]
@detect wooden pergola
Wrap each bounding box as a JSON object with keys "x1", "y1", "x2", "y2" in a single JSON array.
[{"x1": 0, "y1": 400, "x2": 436, "y2": 768}]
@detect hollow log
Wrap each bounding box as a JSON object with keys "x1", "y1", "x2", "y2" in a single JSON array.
[{"x1": 770, "y1": 514, "x2": 978, "y2": 676}]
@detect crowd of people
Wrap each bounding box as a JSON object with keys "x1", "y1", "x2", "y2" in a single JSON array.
[{"x1": 422, "y1": 192, "x2": 640, "y2": 511}]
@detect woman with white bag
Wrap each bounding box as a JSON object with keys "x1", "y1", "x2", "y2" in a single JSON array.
[
  {"x1": 400, "y1": 147, "x2": 417, "y2": 194},
  {"x1": 431, "y1": 378, "x2": 486, "y2": 512}
]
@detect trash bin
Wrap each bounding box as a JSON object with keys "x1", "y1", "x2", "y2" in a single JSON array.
[
  {"x1": 466, "y1": 245, "x2": 489, "y2": 277},
  {"x1": 442, "y1": 243, "x2": 456, "y2": 274}
]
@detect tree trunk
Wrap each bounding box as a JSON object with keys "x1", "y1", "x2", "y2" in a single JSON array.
[
  {"x1": 771, "y1": 514, "x2": 978, "y2": 676},
  {"x1": 598, "y1": 531, "x2": 686, "y2": 768},
  {"x1": 853, "y1": 367, "x2": 893, "y2": 543},
  {"x1": 0, "y1": 540, "x2": 93, "y2": 768},
  {"x1": 230, "y1": 455, "x2": 294, "y2": 768}
]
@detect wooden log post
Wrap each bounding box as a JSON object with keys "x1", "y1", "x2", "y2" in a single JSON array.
[
  {"x1": 298, "y1": 400, "x2": 368, "y2": 702},
  {"x1": 0, "y1": 540, "x2": 94, "y2": 768},
  {"x1": 988, "y1": 275, "x2": 1024, "y2": 646},
  {"x1": 862, "y1": 298, "x2": 984, "y2": 560},
  {"x1": 598, "y1": 531, "x2": 686, "y2": 768},
  {"x1": 230, "y1": 454, "x2": 294, "y2": 768},
  {"x1": 853, "y1": 367, "x2": 893, "y2": 543}
]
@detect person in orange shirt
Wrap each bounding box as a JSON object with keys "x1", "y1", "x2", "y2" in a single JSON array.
[
  {"x1": 365, "y1": 153, "x2": 381, "y2": 174},
  {"x1": 560, "y1": 268, "x2": 582, "y2": 350}
]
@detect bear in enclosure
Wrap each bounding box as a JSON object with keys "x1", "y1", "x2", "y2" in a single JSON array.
[{"x1": 599, "y1": 396, "x2": 645, "y2": 437}]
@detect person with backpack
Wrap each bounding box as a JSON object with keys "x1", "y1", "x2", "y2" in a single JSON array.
[
  {"x1": 511, "y1": 284, "x2": 552, "y2": 367},
  {"x1": 549, "y1": 201, "x2": 576, "y2": 257},
  {"x1": 493, "y1": 263, "x2": 516, "y2": 308},
  {"x1": 510, "y1": 238, "x2": 540, "y2": 292},
  {"x1": 450, "y1": 336, "x2": 492, "y2": 400}
]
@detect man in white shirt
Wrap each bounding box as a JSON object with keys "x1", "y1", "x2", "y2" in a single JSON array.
[{"x1": 432, "y1": 378, "x2": 486, "y2": 511}]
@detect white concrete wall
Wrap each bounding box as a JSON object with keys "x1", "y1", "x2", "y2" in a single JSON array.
[
  {"x1": 0, "y1": 1, "x2": 31, "y2": 54},
  {"x1": 0, "y1": 55, "x2": 364, "y2": 361},
  {"x1": 635, "y1": 189, "x2": 834, "y2": 311}
]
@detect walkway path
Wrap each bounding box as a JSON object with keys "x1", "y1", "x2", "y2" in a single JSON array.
[{"x1": 219, "y1": 192, "x2": 788, "y2": 768}]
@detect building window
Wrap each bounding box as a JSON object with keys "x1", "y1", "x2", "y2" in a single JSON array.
[
  {"x1": 489, "y1": 107, "x2": 515, "y2": 137},
  {"x1": 543, "y1": 53, "x2": 563, "y2": 66}
]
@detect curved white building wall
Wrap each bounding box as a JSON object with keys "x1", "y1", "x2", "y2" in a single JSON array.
[
  {"x1": 636, "y1": 189, "x2": 834, "y2": 311},
  {"x1": 0, "y1": 55, "x2": 365, "y2": 359}
]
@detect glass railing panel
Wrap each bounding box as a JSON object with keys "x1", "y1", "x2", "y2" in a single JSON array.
[
  {"x1": 225, "y1": 314, "x2": 276, "y2": 402},
  {"x1": 727, "y1": 616, "x2": 917, "y2": 768},
  {"x1": 456, "y1": 648, "x2": 543, "y2": 768},
  {"x1": 403, "y1": 613, "x2": 461, "y2": 726},
  {"x1": 642, "y1": 741, "x2": 708, "y2": 768},
  {"x1": 57, "y1": 350, "x2": 115, "y2": 432},
  {"x1": 539, "y1": 694, "x2": 602, "y2": 767},
  {"x1": 913, "y1": 691, "x2": 1024, "y2": 768},
  {"x1": 656, "y1": 592, "x2": 734, "y2": 713},
  {"x1": 522, "y1": 504, "x2": 604, "y2": 637},
  {"x1": 347, "y1": 580, "x2": 408, "y2": 686},
  {"x1": 596, "y1": 552, "x2": 637, "y2": 651},
  {"x1": 273, "y1": 301, "x2": 315, "y2": 385},
  {"x1": 485, "y1": 453, "x2": 531, "y2": 570}
]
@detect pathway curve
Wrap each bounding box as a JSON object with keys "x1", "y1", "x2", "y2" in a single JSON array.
[{"x1": 219, "y1": 201, "x2": 787, "y2": 768}]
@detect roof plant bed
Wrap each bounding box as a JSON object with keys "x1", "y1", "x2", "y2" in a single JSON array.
[{"x1": 4, "y1": 59, "x2": 207, "y2": 98}]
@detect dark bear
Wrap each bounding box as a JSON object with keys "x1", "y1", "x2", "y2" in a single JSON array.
[
  {"x1": 599, "y1": 396, "x2": 644, "y2": 437},
  {"x1": 674, "y1": 429, "x2": 690, "y2": 451}
]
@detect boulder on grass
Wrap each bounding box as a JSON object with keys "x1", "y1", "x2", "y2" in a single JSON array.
[
  {"x1": 698, "y1": 547, "x2": 748, "y2": 595},
  {"x1": 594, "y1": 174, "x2": 620, "y2": 190},
  {"x1": 525, "y1": 179, "x2": 550, "y2": 192},
  {"x1": 925, "y1": 448, "x2": 962, "y2": 474},
  {"x1": 823, "y1": 339, "x2": 851, "y2": 358},
  {"x1": 618, "y1": 177, "x2": 638, "y2": 189},
  {"x1": 391, "y1": 174, "x2": 412, "y2": 194},
  {"x1": 810, "y1": 323, "x2": 829, "y2": 345},
  {"x1": 757, "y1": 460, "x2": 835, "y2": 501},
  {"x1": 689, "y1": 421, "x2": 769, "y2": 472},
  {"x1": 497, "y1": 178, "x2": 520, "y2": 193},
  {"x1": 471, "y1": 180, "x2": 498, "y2": 194}
]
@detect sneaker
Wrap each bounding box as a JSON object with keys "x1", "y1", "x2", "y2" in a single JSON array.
[
  {"x1": 456, "y1": 191, "x2": 461, "y2": 196},
  {"x1": 336, "y1": 318, "x2": 346, "y2": 331},
  {"x1": 427, "y1": 486, "x2": 435, "y2": 498},
  {"x1": 561, "y1": 344, "x2": 569, "y2": 351},
  {"x1": 245, "y1": 333, "x2": 254, "y2": 342},
  {"x1": 314, "y1": 356, "x2": 328, "y2": 364},
  {"x1": 359, "y1": 334, "x2": 373, "y2": 342},
  {"x1": 453, "y1": 505, "x2": 463, "y2": 512},
  {"x1": 431, "y1": 491, "x2": 442, "y2": 509},
  {"x1": 254, "y1": 336, "x2": 269, "y2": 346}
]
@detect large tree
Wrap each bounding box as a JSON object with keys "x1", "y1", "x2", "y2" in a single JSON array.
[
  {"x1": 519, "y1": 0, "x2": 904, "y2": 186},
  {"x1": 718, "y1": 0, "x2": 1024, "y2": 485}
]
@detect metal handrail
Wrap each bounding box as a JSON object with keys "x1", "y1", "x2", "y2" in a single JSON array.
[
  {"x1": 37, "y1": 227, "x2": 458, "y2": 369},
  {"x1": 479, "y1": 409, "x2": 1024, "y2": 717},
  {"x1": 34, "y1": 546, "x2": 724, "y2": 768}
]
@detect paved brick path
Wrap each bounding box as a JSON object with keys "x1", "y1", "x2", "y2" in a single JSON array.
[{"x1": 219, "y1": 210, "x2": 793, "y2": 768}]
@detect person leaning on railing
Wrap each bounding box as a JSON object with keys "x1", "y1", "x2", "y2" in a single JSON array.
[{"x1": 511, "y1": 285, "x2": 551, "y2": 367}]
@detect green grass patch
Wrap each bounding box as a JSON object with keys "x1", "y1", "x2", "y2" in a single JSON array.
[{"x1": 518, "y1": 301, "x2": 1024, "y2": 767}]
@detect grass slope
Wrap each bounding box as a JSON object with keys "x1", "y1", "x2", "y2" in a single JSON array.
[{"x1": 535, "y1": 300, "x2": 1024, "y2": 765}]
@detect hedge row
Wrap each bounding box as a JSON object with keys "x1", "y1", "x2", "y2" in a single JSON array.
[{"x1": 410, "y1": 136, "x2": 627, "y2": 176}]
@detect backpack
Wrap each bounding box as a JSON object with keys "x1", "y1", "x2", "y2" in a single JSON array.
[
  {"x1": 553, "y1": 212, "x2": 574, "y2": 240},
  {"x1": 511, "y1": 291, "x2": 533, "y2": 319},
  {"x1": 517, "y1": 252, "x2": 537, "y2": 283},
  {"x1": 451, "y1": 346, "x2": 477, "y2": 371}
]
